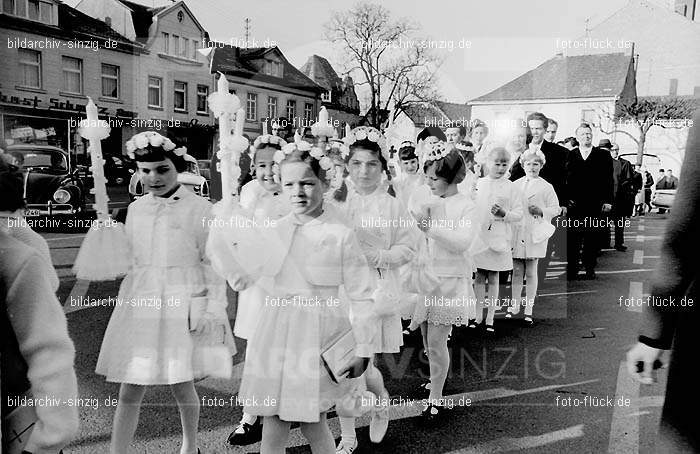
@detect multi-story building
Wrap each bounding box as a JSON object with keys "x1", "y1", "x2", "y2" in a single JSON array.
[
  {"x1": 0, "y1": 0, "x2": 143, "y2": 161},
  {"x1": 209, "y1": 45, "x2": 323, "y2": 141},
  {"x1": 300, "y1": 54, "x2": 360, "y2": 135},
  {"x1": 75, "y1": 0, "x2": 216, "y2": 159}
]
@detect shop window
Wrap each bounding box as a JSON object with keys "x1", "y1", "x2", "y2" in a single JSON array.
[
  {"x1": 3, "y1": 0, "x2": 15, "y2": 14},
  {"x1": 197, "y1": 85, "x2": 208, "y2": 114},
  {"x1": 101, "y1": 64, "x2": 119, "y2": 99},
  {"x1": 286, "y1": 99, "x2": 296, "y2": 120},
  {"x1": 62, "y1": 56, "x2": 83, "y2": 94},
  {"x1": 148, "y1": 76, "x2": 162, "y2": 108},
  {"x1": 174, "y1": 81, "x2": 187, "y2": 111},
  {"x1": 18, "y1": 48, "x2": 41, "y2": 88},
  {"x1": 267, "y1": 96, "x2": 277, "y2": 119},
  {"x1": 246, "y1": 93, "x2": 257, "y2": 121}
]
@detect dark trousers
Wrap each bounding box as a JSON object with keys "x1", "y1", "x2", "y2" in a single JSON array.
[
  {"x1": 602, "y1": 214, "x2": 627, "y2": 247},
  {"x1": 567, "y1": 223, "x2": 601, "y2": 275},
  {"x1": 537, "y1": 238, "x2": 555, "y2": 286}
]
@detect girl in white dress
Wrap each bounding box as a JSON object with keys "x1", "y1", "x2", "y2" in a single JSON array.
[
  {"x1": 410, "y1": 145, "x2": 477, "y2": 420},
  {"x1": 471, "y1": 146, "x2": 523, "y2": 333},
  {"x1": 96, "y1": 131, "x2": 235, "y2": 454},
  {"x1": 508, "y1": 150, "x2": 560, "y2": 324},
  {"x1": 208, "y1": 141, "x2": 377, "y2": 453},
  {"x1": 228, "y1": 134, "x2": 289, "y2": 446},
  {"x1": 332, "y1": 127, "x2": 416, "y2": 452}
]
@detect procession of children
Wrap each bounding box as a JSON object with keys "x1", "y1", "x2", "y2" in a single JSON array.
[{"x1": 90, "y1": 115, "x2": 560, "y2": 453}]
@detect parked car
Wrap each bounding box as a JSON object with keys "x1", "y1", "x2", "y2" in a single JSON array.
[
  {"x1": 8, "y1": 144, "x2": 85, "y2": 216},
  {"x1": 652, "y1": 189, "x2": 676, "y2": 210},
  {"x1": 128, "y1": 154, "x2": 210, "y2": 200},
  {"x1": 103, "y1": 154, "x2": 136, "y2": 185}
]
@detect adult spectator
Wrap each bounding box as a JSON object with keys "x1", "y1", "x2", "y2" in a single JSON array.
[
  {"x1": 643, "y1": 170, "x2": 655, "y2": 214},
  {"x1": 655, "y1": 169, "x2": 679, "y2": 213},
  {"x1": 626, "y1": 108, "x2": 700, "y2": 452},
  {"x1": 1, "y1": 162, "x2": 79, "y2": 454},
  {"x1": 565, "y1": 123, "x2": 613, "y2": 280},
  {"x1": 562, "y1": 137, "x2": 579, "y2": 150},
  {"x1": 632, "y1": 164, "x2": 645, "y2": 216},
  {"x1": 445, "y1": 125, "x2": 467, "y2": 144},
  {"x1": 600, "y1": 140, "x2": 634, "y2": 251},
  {"x1": 510, "y1": 113, "x2": 568, "y2": 285},
  {"x1": 544, "y1": 118, "x2": 558, "y2": 143}
]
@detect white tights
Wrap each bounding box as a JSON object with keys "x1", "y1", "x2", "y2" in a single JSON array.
[
  {"x1": 512, "y1": 258, "x2": 538, "y2": 316},
  {"x1": 261, "y1": 413, "x2": 334, "y2": 454}
]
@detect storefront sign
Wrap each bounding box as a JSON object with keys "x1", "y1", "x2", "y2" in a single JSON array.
[{"x1": 0, "y1": 90, "x2": 136, "y2": 118}]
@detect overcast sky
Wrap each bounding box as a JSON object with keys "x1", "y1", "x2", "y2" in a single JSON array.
[{"x1": 67, "y1": 0, "x2": 637, "y2": 103}]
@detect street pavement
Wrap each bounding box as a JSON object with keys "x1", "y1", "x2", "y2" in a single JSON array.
[{"x1": 45, "y1": 213, "x2": 672, "y2": 454}]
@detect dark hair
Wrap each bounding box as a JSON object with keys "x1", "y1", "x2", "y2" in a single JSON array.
[
  {"x1": 564, "y1": 136, "x2": 579, "y2": 147},
  {"x1": 417, "y1": 127, "x2": 447, "y2": 143},
  {"x1": 398, "y1": 144, "x2": 417, "y2": 161},
  {"x1": 526, "y1": 112, "x2": 549, "y2": 128},
  {"x1": 132, "y1": 146, "x2": 187, "y2": 172},
  {"x1": 446, "y1": 125, "x2": 467, "y2": 136},
  {"x1": 456, "y1": 140, "x2": 475, "y2": 164},
  {"x1": 0, "y1": 159, "x2": 25, "y2": 211},
  {"x1": 548, "y1": 118, "x2": 558, "y2": 128},
  {"x1": 345, "y1": 138, "x2": 395, "y2": 198},
  {"x1": 423, "y1": 149, "x2": 467, "y2": 185},
  {"x1": 659, "y1": 168, "x2": 665, "y2": 172}
]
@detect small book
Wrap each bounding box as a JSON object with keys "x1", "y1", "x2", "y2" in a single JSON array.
[{"x1": 321, "y1": 329, "x2": 357, "y2": 384}]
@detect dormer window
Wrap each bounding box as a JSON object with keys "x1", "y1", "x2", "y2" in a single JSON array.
[
  {"x1": 2, "y1": 0, "x2": 57, "y2": 25},
  {"x1": 264, "y1": 59, "x2": 283, "y2": 77},
  {"x1": 321, "y1": 91, "x2": 331, "y2": 102}
]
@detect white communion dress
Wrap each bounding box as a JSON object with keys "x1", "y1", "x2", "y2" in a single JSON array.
[
  {"x1": 511, "y1": 176, "x2": 560, "y2": 259},
  {"x1": 96, "y1": 186, "x2": 235, "y2": 385}
]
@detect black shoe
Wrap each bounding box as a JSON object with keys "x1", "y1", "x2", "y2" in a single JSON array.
[
  {"x1": 421, "y1": 403, "x2": 450, "y2": 422},
  {"x1": 227, "y1": 417, "x2": 263, "y2": 446},
  {"x1": 615, "y1": 245, "x2": 627, "y2": 252},
  {"x1": 523, "y1": 316, "x2": 534, "y2": 326},
  {"x1": 565, "y1": 272, "x2": 579, "y2": 281}
]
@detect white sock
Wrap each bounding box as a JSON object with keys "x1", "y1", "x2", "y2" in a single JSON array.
[
  {"x1": 240, "y1": 412, "x2": 256, "y2": 425},
  {"x1": 339, "y1": 416, "x2": 357, "y2": 443}
]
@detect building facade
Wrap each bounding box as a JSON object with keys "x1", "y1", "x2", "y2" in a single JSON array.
[
  {"x1": 0, "y1": 0, "x2": 143, "y2": 163},
  {"x1": 210, "y1": 45, "x2": 323, "y2": 141},
  {"x1": 300, "y1": 54, "x2": 361, "y2": 135}
]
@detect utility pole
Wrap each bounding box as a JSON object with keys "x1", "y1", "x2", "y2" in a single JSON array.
[{"x1": 244, "y1": 18, "x2": 251, "y2": 46}]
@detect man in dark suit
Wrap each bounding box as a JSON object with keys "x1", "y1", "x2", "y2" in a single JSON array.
[
  {"x1": 600, "y1": 140, "x2": 635, "y2": 251},
  {"x1": 566, "y1": 123, "x2": 613, "y2": 280},
  {"x1": 509, "y1": 112, "x2": 568, "y2": 286}
]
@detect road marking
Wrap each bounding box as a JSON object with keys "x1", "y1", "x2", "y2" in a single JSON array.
[
  {"x1": 597, "y1": 269, "x2": 654, "y2": 275},
  {"x1": 608, "y1": 361, "x2": 641, "y2": 453},
  {"x1": 635, "y1": 235, "x2": 644, "y2": 243},
  {"x1": 628, "y1": 282, "x2": 644, "y2": 313},
  {"x1": 45, "y1": 234, "x2": 86, "y2": 242},
  {"x1": 445, "y1": 425, "x2": 585, "y2": 453},
  {"x1": 633, "y1": 250, "x2": 644, "y2": 265},
  {"x1": 63, "y1": 279, "x2": 91, "y2": 314},
  {"x1": 539, "y1": 290, "x2": 597, "y2": 297}
]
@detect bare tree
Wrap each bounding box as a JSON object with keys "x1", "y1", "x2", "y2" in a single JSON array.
[
  {"x1": 599, "y1": 96, "x2": 696, "y2": 165},
  {"x1": 324, "y1": 2, "x2": 442, "y2": 128}
]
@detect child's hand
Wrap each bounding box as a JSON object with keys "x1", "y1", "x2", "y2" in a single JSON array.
[
  {"x1": 528, "y1": 205, "x2": 543, "y2": 217},
  {"x1": 491, "y1": 204, "x2": 506, "y2": 218},
  {"x1": 341, "y1": 356, "x2": 370, "y2": 379}
]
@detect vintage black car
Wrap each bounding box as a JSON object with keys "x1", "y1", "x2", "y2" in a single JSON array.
[{"x1": 9, "y1": 144, "x2": 86, "y2": 216}]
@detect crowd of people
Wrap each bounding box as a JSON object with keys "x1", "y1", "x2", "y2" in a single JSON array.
[{"x1": 0, "y1": 108, "x2": 685, "y2": 454}]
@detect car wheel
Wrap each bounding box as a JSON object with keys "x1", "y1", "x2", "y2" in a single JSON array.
[{"x1": 115, "y1": 176, "x2": 125, "y2": 185}]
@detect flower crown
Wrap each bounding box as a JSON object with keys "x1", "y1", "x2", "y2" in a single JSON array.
[
  {"x1": 342, "y1": 126, "x2": 389, "y2": 160},
  {"x1": 399, "y1": 140, "x2": 416, "y2": 149},
  {"x1": 424, "y1": 140, "x2": 448, "y2": 162},
  {"x1": 454, "y1": 142, "x2": 474, "y2": 152},
  {"x1": 125, "y1": 131, "x2": 186, "y2": 160},
  {"x1": 273, "y1": 141, "x2": 335, "y2": 171},
  {"x1": 253, "y1": 134, "x2": 287, "y2": 149}
]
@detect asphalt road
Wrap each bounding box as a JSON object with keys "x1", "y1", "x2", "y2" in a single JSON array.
[{"x1": 45, "y1": 212, "x2": 672, "y2": 454}]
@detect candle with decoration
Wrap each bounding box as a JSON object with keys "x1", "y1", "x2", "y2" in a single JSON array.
[{"x1": 72, "y1": 98, "x2": 130, "y2": 280}]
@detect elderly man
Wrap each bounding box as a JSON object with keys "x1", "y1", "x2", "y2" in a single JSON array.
[
  {"x1": 445, "y1": 125, "x2": 467, "y2": 144},
  {"x1": 565, "y1": 123, "x2": 613, "y2": 280},
  {"x1": 599, "y1": 139, "x2": 635, "y2": 251}
]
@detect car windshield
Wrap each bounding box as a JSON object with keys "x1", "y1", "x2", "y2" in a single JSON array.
[
  {"x1": 183, "y1": 161, "x2": 199, "y2": 174},
  {"x1": 19, "y1": 149, "x2": 68, "y2": 171}
]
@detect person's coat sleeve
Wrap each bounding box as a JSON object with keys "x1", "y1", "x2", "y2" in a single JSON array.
[{"x1": 639, "y1": 110, "x2": 700, "y2": 349}]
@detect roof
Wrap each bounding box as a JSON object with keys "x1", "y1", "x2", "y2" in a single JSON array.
[
  {"x1": 470, "y1": 53, "x2": 633, "y2": 103},
  {"x1": 402, "y1": 103, "x2": 448, "y2": 126},
  {"x1": 435, "y1": 101, "x2": 471, "y2": 122},
  {"x1": 0, "y1": 2, "x2": 142, "y2": 52},
  {"x1": 211, "y1": 45, "x2": 323, "y2": 93},
  {"x1": 299, "y1": 55, "x2": 342, "y2": 91},
  {"x1": 116, "y1": 0, "x2": 161, "y2": 38}
]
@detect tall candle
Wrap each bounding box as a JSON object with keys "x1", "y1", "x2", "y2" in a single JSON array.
[
  {"x1": 86, "y1": 97, "x2": 98, "y2": 122},
  {"x1": 345, "y1": 123, "x2": 352, "y2": 137},
  {"x1": 234, "y1": 108, "x2": 245, "y2": 136},
  {"x1": 217, "y1": 72, "x2": 229, "y2": 94},
  {"x1": 319, "y1": 106, "x2": 329, "y2": 125}
]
